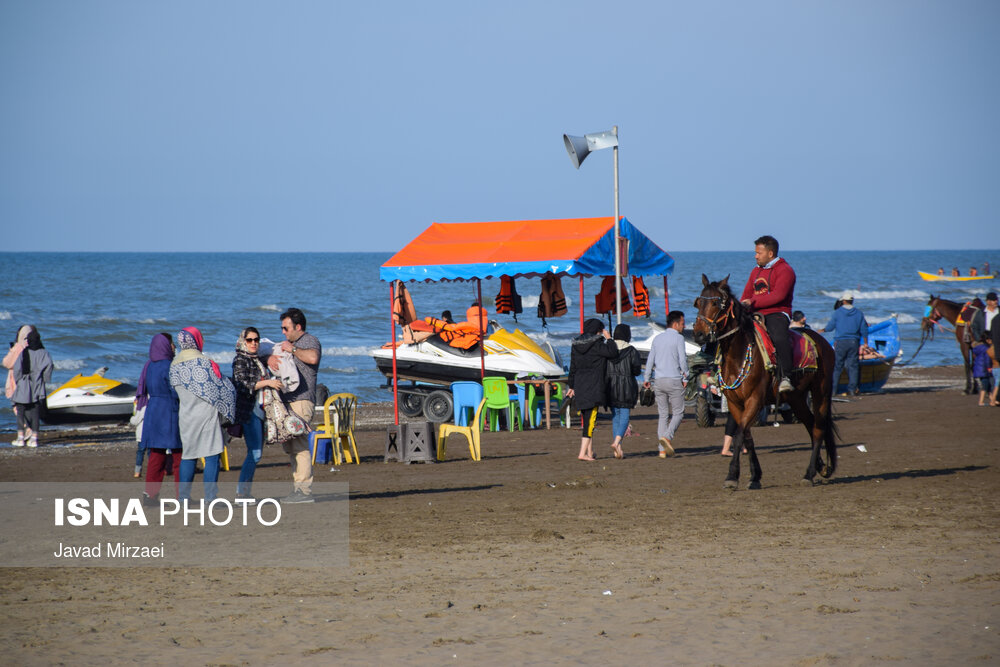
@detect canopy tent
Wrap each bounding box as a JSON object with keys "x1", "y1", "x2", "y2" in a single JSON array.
[
  {"x1": 379, "y1": 216, "x2": 674, "y2": 283},
  {"x1": 379, "y1": 217, "x2": 676, "y2": 425}
]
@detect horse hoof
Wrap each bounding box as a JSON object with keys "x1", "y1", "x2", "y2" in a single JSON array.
[
  {"x1": 723, "y1": 480, "x2": 738, "y2": 490},
  {"x1": 748, "y1": 481, "x2": 762, "y2": 490},
  {"x1": 799, "y1": 478, "x2": 815, "y2": 487}
]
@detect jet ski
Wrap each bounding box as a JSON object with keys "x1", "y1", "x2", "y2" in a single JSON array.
[
  {"x1": 42, "y1": 367, "x2": 137, "y2": 425},
  {"x1": 632, "y1": 322, "x2": 703, "y2": 364}
]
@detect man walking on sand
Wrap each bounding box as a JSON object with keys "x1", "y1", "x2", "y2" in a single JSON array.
[
  {"x1": 270, "y1": 307, "x2": 322, "y2": 504},
  {"x1": 643, "y1": 310, "x2": 688, "y2": 457}
]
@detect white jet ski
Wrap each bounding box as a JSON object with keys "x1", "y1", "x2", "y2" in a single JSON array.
[{"x1": 42, "y1": 367, "x2": 136, "y2": 425}]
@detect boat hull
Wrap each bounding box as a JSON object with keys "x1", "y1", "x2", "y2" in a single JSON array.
[
  {"x1": 918, "y1": 271, "x2": 996, "y2": 282},
  {"x1": 834, "y1": 316, "x2": 901, "y2": 394}
]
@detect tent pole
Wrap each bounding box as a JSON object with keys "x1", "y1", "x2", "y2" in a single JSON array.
[
  {"x1": 663, "y1": 275, "x2": 670, "y2": 320},
  {"x1": 613, "y1": 126, "x2": 621, "y2": 327},
  {"x1": 391, "y1": 281, "x2": 399, "y2": 425},
  {"x1": 579, "y1": 275, "x2": 584, "y2": 334},
  {"x1": 477, "y1": 279, "x2": 485, "y2": 379}
]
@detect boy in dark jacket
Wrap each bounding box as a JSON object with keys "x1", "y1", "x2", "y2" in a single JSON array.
[
  {"x1": 567, "y1": 318, "x2": 618, "y2": 461},
  {"x1": 606, "y1": 324, "x2": 642, "y2": 459}
]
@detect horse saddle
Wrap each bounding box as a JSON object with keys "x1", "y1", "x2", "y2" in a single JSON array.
[{"x1": 751, "y1": 319, "x2": 819, "y2": 373}]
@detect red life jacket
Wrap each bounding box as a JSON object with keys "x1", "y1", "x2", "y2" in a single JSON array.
[
  {"x1": 494, "y1": 275, "x2": 523, "y2": 315},
  {"x1": 595, "y1": 276, "x2": 632, "y2": 314}
]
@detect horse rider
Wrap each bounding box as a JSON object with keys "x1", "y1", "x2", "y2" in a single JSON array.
[{"x1": 740, "y1": 234, "x2": 796, "y2": 394}]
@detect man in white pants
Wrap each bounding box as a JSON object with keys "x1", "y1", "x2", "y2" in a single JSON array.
[{"x1": 643, "y1": 311, "x2": 688, "y2": 457}]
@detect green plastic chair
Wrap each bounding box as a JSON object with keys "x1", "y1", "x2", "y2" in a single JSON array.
[
  {"x1": 481, "y1": 376, "x2": 522, "y2": 432},
  {"x1": 526, "y1": 381, "x2": 569, "y2": 428}
]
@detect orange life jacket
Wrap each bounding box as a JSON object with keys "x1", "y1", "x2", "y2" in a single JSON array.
[
  {"x1": 466, "y1": 305, "x2": 488, "y2": 332},
  {"x1": 595, "y1": 276, "x2": 632, "y2": 315},
  {"x1": 424, "y1": 316, "x2": 482, "y2": 350},
  {"x1": 631, "y1": 275, "x2": 650, "y2": 318},
  {"x1": 392, "y1": 281, "x2": 417, "y2": 326},
  {"x1": 537, "y1": 272, "x2": 567, "y2": 318},
  {"x1": 494, "y1": 275, "x2": 523, "y2": 315}
]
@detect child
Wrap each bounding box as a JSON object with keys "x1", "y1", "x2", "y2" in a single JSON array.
[{"x1": 970, "y1": 336, "x2": 994, "y2": 407}]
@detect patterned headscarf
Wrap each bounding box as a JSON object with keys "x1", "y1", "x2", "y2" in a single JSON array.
[
  {"x1": 170, "y1": 327, "x2": 236, "y2": 423},
  {"x1": 235, "y1": 328, "x2": 266, "y2": 375}
]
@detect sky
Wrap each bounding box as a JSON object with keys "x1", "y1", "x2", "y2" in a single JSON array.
[{"x1": 1, "y1": 1, "x2": 997, "y2": 252}]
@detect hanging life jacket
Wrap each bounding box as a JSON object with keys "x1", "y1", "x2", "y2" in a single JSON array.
[
  {"x1": 392, "y1": 281, "x2": 417, "y2": 326},
  {"x1": 495, "y1": 275, "x2": 523, "y2": 320},
  {"x1": 631, "y1": 275, "x2": 651, "y2": 318},
  {"x1": 537, "y1": 272, "x2": 568, "y2": 326},
  {"x1": 595, "y1": 276, "x2": 632, "y2": 315}
]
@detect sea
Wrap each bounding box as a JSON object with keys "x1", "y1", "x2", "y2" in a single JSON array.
[{"x1": 1, "y1": 250, "x2": 997, "y2": 434}]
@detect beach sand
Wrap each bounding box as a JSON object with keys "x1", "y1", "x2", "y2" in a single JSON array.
[{"x1": 1, "y1": 365, "x2": 997, "y2": 665}]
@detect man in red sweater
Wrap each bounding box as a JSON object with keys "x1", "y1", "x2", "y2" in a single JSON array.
[{"x1": 740, "y1": 235, "x2": 796, "y2": 393}]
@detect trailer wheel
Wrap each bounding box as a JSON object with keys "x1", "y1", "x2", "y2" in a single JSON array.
[
  {"x1": 423, "y1": 390, "x2": 454, "y2": 423},
  {"x1": 695, "y1": 393, "x2": 715, "y2": 428},
  {"x1": 399, "y1": 392, "x2": 425, "y2": 418}
]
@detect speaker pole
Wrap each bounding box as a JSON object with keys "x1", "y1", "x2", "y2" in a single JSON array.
[{"x1": 612, "y1": 126, "x2": 621, "y2": 327}]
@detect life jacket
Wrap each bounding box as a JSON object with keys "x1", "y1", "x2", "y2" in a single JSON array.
[
  {"x1": 595, "y1": 276, "x2": 632, "y2": 315},
  {"x1": 424, "y1": 316, "x2": 482, "y2": 350},
  {"x1": 494, "y1": 275, "x2": 523, "y2": 317},
  {"x1": 537, "y1": 272, "x2": 567, "y2": 319},
  {"x1": 392, "y1": 281, "x2": 417, "y2": 326},
  {"x1": 631, "y1": 275, "x2": 650, "y2": 318},
  {"x1": 466, "y1": 305, "x2": 488, "y2": 332}
]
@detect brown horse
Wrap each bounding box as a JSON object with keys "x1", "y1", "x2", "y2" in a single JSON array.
[
  {"x1": 693, "y1": 275, "x2": 838, "y2": 489},
  {"x1": 923, "y1": 295, "x2": 981, "y2": 394}
]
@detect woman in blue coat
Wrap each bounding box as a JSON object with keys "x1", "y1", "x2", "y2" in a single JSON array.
[{"x1": 138, "y1": 333, "x2": 182, "y2": 503}]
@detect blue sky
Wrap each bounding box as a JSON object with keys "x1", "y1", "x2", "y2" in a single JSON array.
[{"x1": 1, "y1": 1, "x2": 996, "y2": 252}]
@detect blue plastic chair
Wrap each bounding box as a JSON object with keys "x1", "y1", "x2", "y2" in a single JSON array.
[{"x1": 451, "y1": 381, "x2": 484, "y2": 427}]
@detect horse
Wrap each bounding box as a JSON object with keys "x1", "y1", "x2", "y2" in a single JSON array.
[
  {"x1": 923, "y1": 295, "x2": 982, "y2": 394},
  {"x1": 693, "y1": 275, "x2": 838, "y2": 489}
]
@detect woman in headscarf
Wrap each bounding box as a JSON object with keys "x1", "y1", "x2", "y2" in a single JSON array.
[
  {"x1": 605, "y1": 323, "x2": 642, "y2": 459},
  {"x1": 566, "y1": 318, "x2": 618, "y2": 461},
  {"x1": 3, "y1": 324, "x2": 35, "y2": 445},
  {"x1": 231, "y1": 327, "x2": 282, "y2": 500},
  {"x1": 169, "y1": 327, "x2": 236, "y2": 502},
  {"x1": 8, "y1": 327, "x2": 52, "y2": 448},
  {"x1": 138, "y1": 333, "x2": 182, "y2": 502}
]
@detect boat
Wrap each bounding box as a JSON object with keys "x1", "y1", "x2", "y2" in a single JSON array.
[
  {"x1": 632, "y1": 322, "x2": 705, "y2": 363},
  {"x1": 834, "y1": 315, "x2": 902, "y2": 394},
  {"x1": 371, "y1": 326, "x2": 566, "y2": 420},
  {"x1": 42, "y1": 367, "x2": 137, "y2": 425},
  {"x1": 918, "y1": 271, "x2": 996, "y2": 282}
]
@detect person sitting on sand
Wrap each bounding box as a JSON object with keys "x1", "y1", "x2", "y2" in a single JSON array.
[{"x1": 566, "y1": 318, "x2": 618, "y2": 461}]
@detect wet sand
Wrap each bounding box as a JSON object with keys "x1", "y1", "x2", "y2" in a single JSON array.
[{"x1": 1, "y1": 365, "x2": 997, "y2": 665}]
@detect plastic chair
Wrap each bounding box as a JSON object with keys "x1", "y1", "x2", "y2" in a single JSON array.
[
  {"x1": 481, "y1": 376, "x2": 521, "y2": 432},
  {"x1": 200, "y1": 445, "x2": 229, "y2": 472},
  {"x1": 437, "y1": 398, "x2": 486, "y2": 461},
  {"x1": 312, "y1": 393, "x2": 360, "y2": 465},
  {"x1": 309, "y1": 429, "x2": 334, "y2": 464},
  {"x1": 451, "y1": 381, "x2": 484, "y2": 426},
  {"x1": 527, "y1": 381, "x2": 570, "y2": 428}
]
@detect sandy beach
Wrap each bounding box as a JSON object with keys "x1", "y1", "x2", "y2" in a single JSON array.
[{"x1": 1, "y1": 365, "x2": 997, "y2": 665}]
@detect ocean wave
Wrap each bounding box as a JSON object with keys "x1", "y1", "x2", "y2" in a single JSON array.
[
  {"x1": 256, "y1": 304, "x2": 280, "y2": 312},
  {"x1": 205, "y1": 350, "x2": 235, "y2": 364},
  {"x1": 137, "y1": 318, "x2": 171, "y2": 325},
  {"x1": 54, "y1": 358, "x2": 86, "y2": 371},
  {"x1": 0, "y1": 311, "x2": 10, "y2": 320},
  {"x1": 821, "y1": 289, "x2": 928, "y2": 300},
  {"x1": 325, "y1": 345, "x2": 375, "y2": 356}
]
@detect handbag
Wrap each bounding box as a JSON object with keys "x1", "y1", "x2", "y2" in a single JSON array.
[
  {"x1": 638, "y1": 385, "x2": 655, "y2": 407},
  {"x1": 261, "y1": 387, "x2": 310, "y2": 445}
]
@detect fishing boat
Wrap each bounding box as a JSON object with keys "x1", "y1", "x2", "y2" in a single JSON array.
[
  {"x1": 42, "y1": 368, "x2": 136, "y2": 424},
  {"x1": 834, "y1": 315, "x2": 902, "y2": 394},
  {"x1": 918, "y1": 271, "x2": 996, "y2": 282}
]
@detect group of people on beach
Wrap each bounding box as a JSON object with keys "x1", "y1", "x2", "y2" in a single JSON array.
[{"x1": 131, "y1": 307, "x2": 322, "y2": 505}]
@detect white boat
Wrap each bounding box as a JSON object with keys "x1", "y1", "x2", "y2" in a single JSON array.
[
  {"x1": 632, "y1": 322, "x2": 703, "y2": 363},
  {"x1": 42, "y1": 368, "x2": 136, "y2": 425}
]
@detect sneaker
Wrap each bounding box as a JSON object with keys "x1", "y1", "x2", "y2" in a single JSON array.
[
  {"x1": 26, "y1": 437, "x2": 37, "y2": 448},
  {"x1": 658, "y1": 437, "x2": 675, "y2": 457},
  {"x1": 778, "y1": 377, "x2": 794, "y2": 393},
  {"x1": 11, "y1": 437, "x2": 24, "y2": 448},
  {"x1": 280, "y1": 490, "x2": 315, "y2": 504},
  {"x1": 142, "y1": 493, "x2": 159, "y2": 508}
]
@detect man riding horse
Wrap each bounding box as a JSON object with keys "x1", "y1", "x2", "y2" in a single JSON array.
[{"x1": 740, "y1": 234, "x2": 795, "y2": 393}]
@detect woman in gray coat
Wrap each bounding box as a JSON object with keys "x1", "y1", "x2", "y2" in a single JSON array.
[{"x1": 11, "y1": 329, "x2": 53, "y2": 448}]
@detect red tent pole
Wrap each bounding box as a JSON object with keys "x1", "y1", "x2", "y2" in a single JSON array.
[
  {"x1": 579, "y1": 275, "x2": 584, "y2": 334},
  {"x1": 663, "y1": 276, "x2": 670, "y2": 318},
  {"x1": 391, "y1": 281, "x2": 399, "y2": 425},
  {"x1": 477, "y1": 278, "x2": 485, "y2": 379}
]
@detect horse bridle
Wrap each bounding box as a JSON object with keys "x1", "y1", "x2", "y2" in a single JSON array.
[{"x1": 695, "y1": 294, "x2": 737, "y2": 343}]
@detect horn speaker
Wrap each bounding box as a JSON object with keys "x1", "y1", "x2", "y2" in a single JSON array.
[{"x1": 563, "y1": 134, "x2": 591, "y2": 169}]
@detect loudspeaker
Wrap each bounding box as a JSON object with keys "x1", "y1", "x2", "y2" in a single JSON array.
[{"x1": 563, "y1": 130, "x2": 619, "y2": 169}]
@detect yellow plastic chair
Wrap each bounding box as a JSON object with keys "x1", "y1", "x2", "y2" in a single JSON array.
[
  {"x1": 312, "y1": 393, "x2": 360, "y2": 465},
  {"x1": 437, "y1": 398, "x2": 486, "y2": 461},
  {"x1": 481, "y1": 376, "x2": 521, "y2": 432}
]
